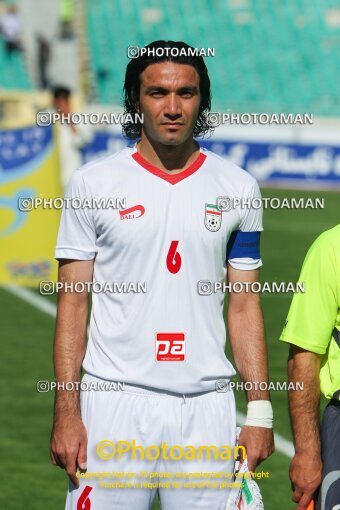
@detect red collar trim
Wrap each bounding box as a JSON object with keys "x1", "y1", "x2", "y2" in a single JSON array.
[{"x1": 131, "y1": 149, "x2": 207, "y2": 185}]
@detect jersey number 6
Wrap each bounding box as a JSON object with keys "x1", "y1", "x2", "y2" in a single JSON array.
[{"x1": 166, "y1": 240, "x2": 182, "y2": 274}]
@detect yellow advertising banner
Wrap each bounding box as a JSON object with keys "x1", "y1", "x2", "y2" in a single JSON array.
[{"x1": 0, "y1": 125, "x2": 62, "y2": 286}]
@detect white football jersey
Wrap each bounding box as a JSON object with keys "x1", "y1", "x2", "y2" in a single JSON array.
[{"x1": 55, "y1": 145, "x2": 263, "y2": 393}]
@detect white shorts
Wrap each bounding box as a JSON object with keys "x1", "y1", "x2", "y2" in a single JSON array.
[{"x1": 65, "y1": 373, "x2": 237, "y2": 510}]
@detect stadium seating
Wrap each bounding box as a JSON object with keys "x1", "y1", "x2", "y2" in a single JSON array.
[
  {"x1": 0, "y1": 0, "x2": 32, "y2": 92},
  {"x1": 0, "y1": 42, "x2": 32, "y2": 90},
  {"x1": 84, "y1": 0, "x2": 340, "y2": 115}
]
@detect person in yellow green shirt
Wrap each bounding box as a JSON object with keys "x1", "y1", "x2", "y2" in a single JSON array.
[
  {"x1": 280, "y1": 224, "x2": 340, "y2": 510},
  {"x1": 60, "y1": 0, "x2": 74, "y2": 39}
]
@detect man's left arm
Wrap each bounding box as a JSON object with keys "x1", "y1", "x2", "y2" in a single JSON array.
[{"x1": 227, "y1": 265, "x2": 275, "y2": 471}]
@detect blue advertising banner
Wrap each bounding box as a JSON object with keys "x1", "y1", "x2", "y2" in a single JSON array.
[
  {"x1": 82, "y1": 132, "x2": 340, "y2": 184},
  {"x1": 0, "y1": 125, "x2": 53, "y2": 182}
]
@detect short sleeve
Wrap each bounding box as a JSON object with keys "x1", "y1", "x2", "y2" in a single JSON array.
[
  {"x1": 227, "y1": 179, "x2": 263, "y2": 270},
  {"x1": 55, "y1": 170, "x2": 97, "y2": 260},
  {"x1": 280, "y1": 233, "x2": 337, "y2": 354}
]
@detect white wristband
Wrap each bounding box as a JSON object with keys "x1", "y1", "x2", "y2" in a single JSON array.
[{"x1": 244, "y1": 400, "x2": 273, "y2": 429}]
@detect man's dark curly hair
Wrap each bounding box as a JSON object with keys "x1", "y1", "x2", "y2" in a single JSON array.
[{"x1": 122, "y1": 40, "x2": 213, "y2": 139}]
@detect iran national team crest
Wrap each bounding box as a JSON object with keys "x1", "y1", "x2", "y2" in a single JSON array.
[{"x1": 204, "y1": 203, "x2": 222, "y2": 232}]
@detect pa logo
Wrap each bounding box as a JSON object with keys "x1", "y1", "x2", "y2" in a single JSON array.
[{"x1": 204, "y1": 203, "x2": 222, "y2": 232}]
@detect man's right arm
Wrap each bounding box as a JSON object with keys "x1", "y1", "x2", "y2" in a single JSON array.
[
  {"x1": 280, "y1": 230, "x2": 337, "y2": 508},
  {"x1": 50, "y1": 258, "x2": 94, "y2": 487},
  {"x1": 288, "y1": 345, "x2": 322, "y2": 510}
]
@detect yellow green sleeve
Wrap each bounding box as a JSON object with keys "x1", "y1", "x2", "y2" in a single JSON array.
[{"x1": 280, "y1": 232, "x2": 337, "y2": 354}]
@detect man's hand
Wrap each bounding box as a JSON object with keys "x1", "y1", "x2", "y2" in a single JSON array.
[
  {"x1": 50, "y1": 415, "x2": 88, "y2": 487},
  {"x1": 290, "y1": 451, "x2": 322, "y2": 509},
  {"x1": 287, "y1": 346, "x2": 322, "y2": 509},
  {"x1": 227, "y1": 266, "x2": 274, "y2": 471},
  {"x1": 51, "y1": 260, "x2": 93, "y2": 487},
  {"x1": 238, "y1": 425, "x2": 274, "y2": 472}
]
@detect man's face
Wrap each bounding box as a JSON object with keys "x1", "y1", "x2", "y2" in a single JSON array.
[
  {"x1": 53, "y1": 96, "x2": 70, "y2": 114},
  {"x1": 137, "y1": 62, "x2": 201, "y2": 146}
]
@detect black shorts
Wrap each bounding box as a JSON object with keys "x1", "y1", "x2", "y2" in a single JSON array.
[{"x1": 316, "y1": 399, "x2": 340, "y2": 510}]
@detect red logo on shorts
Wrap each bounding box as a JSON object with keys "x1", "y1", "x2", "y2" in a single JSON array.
[
  {"x1": 156, "y1": 333, "x2": 185, "y2": 361},
  {"x1": 119, "y1": 205, "x2": 145, "y2": 220},
  {"x1": 77, "y1": 485, "x2": 92, "y2": 510}
]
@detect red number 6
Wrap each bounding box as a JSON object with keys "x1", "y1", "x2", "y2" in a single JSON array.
[{"x1": 166, "y1": 241, "x2": 182, "y2": 274}]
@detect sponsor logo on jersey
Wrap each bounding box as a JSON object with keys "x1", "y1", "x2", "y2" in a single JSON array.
[
  {"x1": 77, "y1": 485, "x2": 93, "y2": 510},
  {"x1": 156, "y1": 332, "x2": 185, "y2": 361},
  {"x1": 119, "y1": 205, "x2": 145, "y2": 220},
  {"x1": 204, "y1": 203, "x2": 222, "y2": 231}
]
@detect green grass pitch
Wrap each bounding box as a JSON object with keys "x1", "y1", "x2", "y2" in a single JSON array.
[{"x1": 0, "y1": 187, "x2": 338, "y2": 509}]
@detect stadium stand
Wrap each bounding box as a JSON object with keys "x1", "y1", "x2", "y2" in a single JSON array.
[
  {"x1": 0, "y1": 42, "x2": 31, "y2": 90},
  {"x1": 84, "y1": 0, "x2": 340, "y2": 115},
  {"x1": 0, "y1": 1, "x2": 32, "y2": 91}
]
